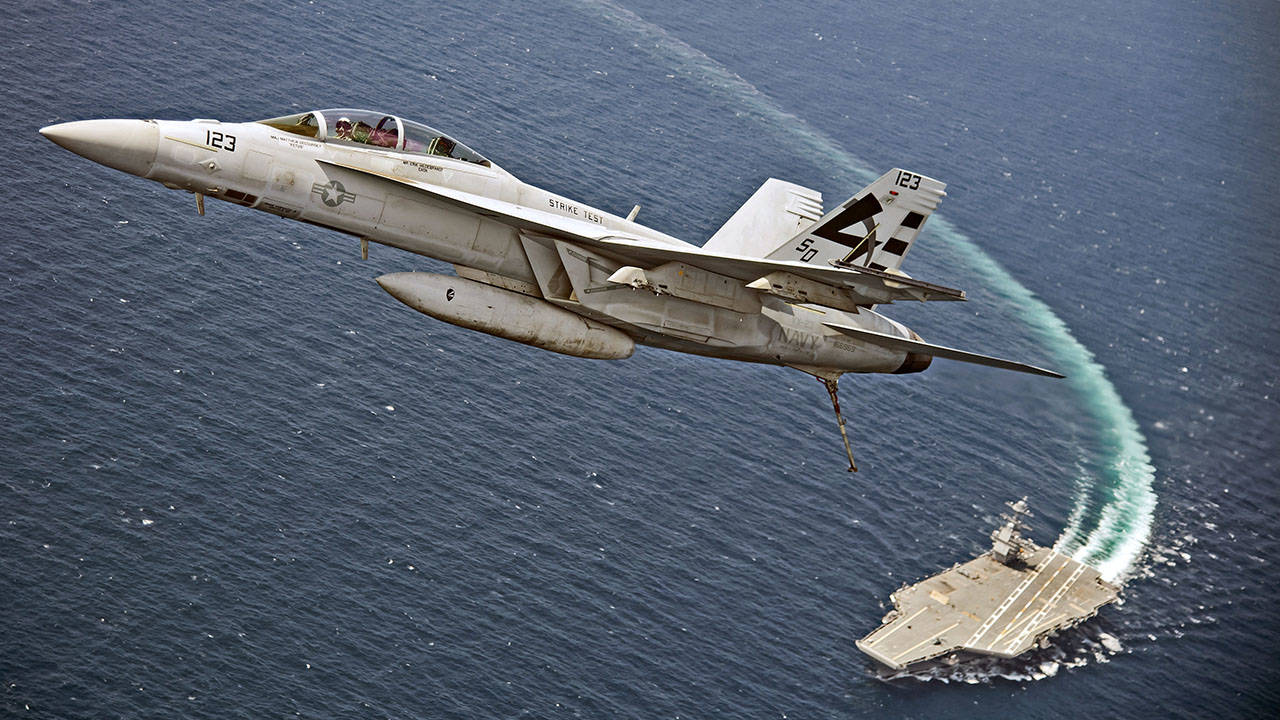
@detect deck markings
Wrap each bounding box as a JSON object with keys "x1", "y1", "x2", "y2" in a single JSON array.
[
  {"x1": 864, "y1": 607, "x2": 928, "y2": 648},
  {"x1": 892, "y1": 622, "x2": 960, "y2": 665},
  {"x1": 995, "y1": 605, "x2": 1047, "y2": 643},
  {"x1": 995, "y1": 553, "x2": 1071, "y2": 642},
  {"x1": 1004, "y1": 562, "x2": 1087, "y2": 654},
  {"x1": 963, "y1": 553, "x2": 1056, "y2": 649}
]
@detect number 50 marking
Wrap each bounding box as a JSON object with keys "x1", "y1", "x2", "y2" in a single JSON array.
[{"x1": 794, "y1": 237, "x2": 818, "y2": 262}]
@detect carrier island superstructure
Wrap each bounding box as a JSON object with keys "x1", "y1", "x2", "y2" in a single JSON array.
[{"x1": 857, "y1": 499, "x2": 1119, "y2": 671}]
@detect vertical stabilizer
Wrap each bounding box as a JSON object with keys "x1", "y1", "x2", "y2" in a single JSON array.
[
  {"x1": 766, "y1": 169, "x2": 945, "y2": 273},
  {"x1": 703, "y1": 178, "x2": 823, "y2": 258}
]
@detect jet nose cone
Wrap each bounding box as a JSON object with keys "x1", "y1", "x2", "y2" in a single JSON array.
[{"x1": 40, "y1": 119, "x2": 159, "y2": 177}]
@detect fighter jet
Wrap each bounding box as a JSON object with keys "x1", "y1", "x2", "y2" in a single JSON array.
[{"x1": 40, "y1": 108, "x2": 1061, "y2": 470}]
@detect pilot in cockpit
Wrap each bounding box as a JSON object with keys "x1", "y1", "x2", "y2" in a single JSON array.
[
  {"x1": 430, "y1": 136, "x2": 457, "y2": 158},
  {"x1": 335, "y1": 117, "x2": 396, "y2": 148},
  {"x1": 368, "y1": 117, "x2": 399, "y2": 148},
  {"x1": 334, "y1": 117, "x2": 354, "y2": 140}
]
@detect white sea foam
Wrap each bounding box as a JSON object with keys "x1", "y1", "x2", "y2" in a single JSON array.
[{"x1": 1098, "y1": 632, "x2": 1123, "y2": 653}]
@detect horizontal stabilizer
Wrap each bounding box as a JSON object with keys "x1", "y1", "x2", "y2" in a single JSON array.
[{"x1": 822, "y1": 322, "x2": 1064, "y2": 378}]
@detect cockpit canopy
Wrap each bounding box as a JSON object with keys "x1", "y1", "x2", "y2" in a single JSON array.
[{"x1": 256, "y1": 108, "x2": 490, "y2": 167}]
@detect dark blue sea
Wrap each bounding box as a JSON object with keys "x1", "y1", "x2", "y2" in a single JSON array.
[{"x1": 3, "y1": 1, "x2": 1277, "y2": 717}]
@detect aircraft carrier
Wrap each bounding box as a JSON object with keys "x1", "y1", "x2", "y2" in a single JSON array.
[{"x1": 857, "y1": 499, "x2": 1119, "y2": 671}]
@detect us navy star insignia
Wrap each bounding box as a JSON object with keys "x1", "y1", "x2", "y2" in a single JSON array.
[{"x1": 310, "y1": 180, "x2": 356, "y2": 207}]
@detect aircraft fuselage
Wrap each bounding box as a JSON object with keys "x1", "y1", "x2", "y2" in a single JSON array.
[{"x1": 44, "y1": 116, "x2": 923, "y2": 375}]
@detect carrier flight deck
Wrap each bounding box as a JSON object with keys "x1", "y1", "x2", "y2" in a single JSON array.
[{"x1": 858, "y1": 499, "x2": 1119, "y2": 671}]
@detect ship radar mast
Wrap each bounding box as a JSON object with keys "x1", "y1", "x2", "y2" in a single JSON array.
[{"x1": 990, "y1": 497, "x2": 1035, "y2": 566}]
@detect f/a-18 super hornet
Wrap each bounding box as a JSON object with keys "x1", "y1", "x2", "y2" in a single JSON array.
[{"x1": 40, "y1": 108, "x2": 1061, "y2": 470}]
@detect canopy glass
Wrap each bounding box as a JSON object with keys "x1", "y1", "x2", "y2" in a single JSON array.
[{"x1": 257, "y1": 109, "x2": 490, "y2": 166}]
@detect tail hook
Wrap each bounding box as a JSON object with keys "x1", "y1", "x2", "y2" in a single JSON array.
[{"x1": 820, "y1": 376, "x2": 857, "y2": 472}]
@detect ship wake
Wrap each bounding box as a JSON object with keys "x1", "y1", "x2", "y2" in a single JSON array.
[{"x1": 577, "y1": 0, "x2": 1157, "y2": 586}]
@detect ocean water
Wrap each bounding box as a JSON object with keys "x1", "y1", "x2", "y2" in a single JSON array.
[{"x1": 2, "y1": 0, "x2": 1277, "y2": 717}]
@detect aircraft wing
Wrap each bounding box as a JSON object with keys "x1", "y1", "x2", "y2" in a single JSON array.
[
  {"x1": 317, "y1": 159, "x2": 965, "y2": 305},
  {"x1": 588, "y1": 237, "x2": 964, "y2": 304},
  {"x1": 822, "y1": 321, "x2": 1064, "y2": 378}
]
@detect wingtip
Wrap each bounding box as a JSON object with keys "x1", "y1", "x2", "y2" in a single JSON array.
[
  {"x1": 1016, "y1": 364, "x2": 1065, "y2": 379},
  {"x1": 1031, "y1": 365, "x2": 1066, "y2": 379}
]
